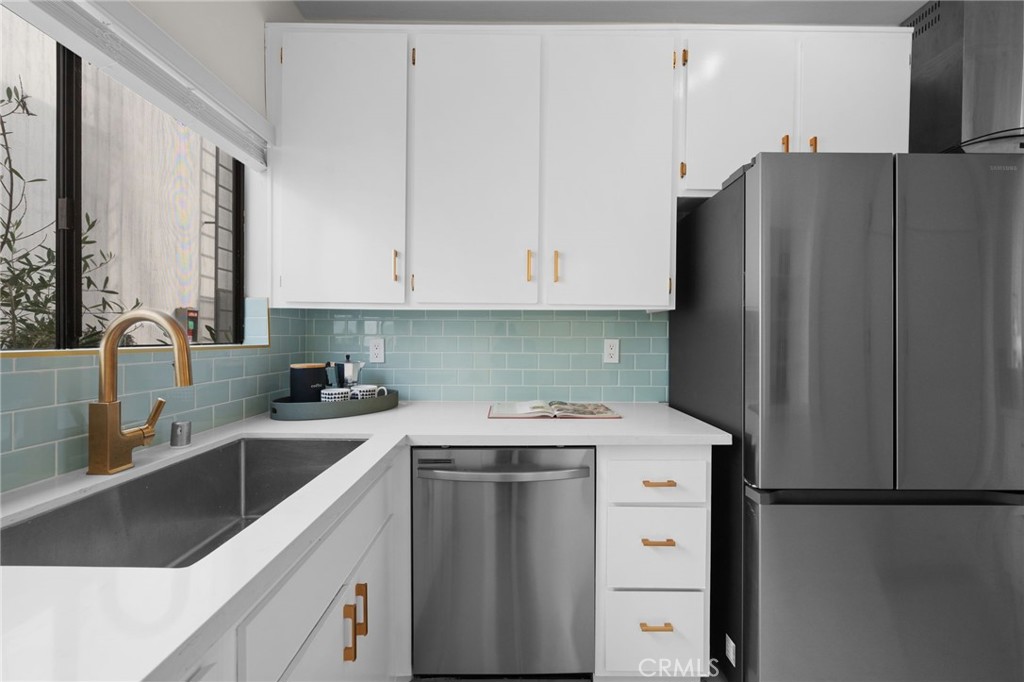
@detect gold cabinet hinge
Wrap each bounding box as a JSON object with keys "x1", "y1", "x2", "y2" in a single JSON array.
[
  {"x1": 279, "y1": 47, "x2": 283, "y2": 64},
  {"x1": 411, "y1": 47, "x2": 416, "y2": 65},
  {"x1": 680, "y1": 161, "x2": 687, "y2": 178},
  {"x1": 681, "y1": 49, "x2": 689, "y2": 66}
]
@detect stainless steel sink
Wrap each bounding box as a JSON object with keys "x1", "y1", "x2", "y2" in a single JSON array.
[{"x1": 0, "y1": 438, "x2": 364, "y2": 568}]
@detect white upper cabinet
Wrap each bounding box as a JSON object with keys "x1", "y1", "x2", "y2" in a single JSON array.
[
  {"x1": 408, "y1": 33, "x2": 541, "y2": 305},
  {"x1": 681, "y1": 31, "x2": 797, "y2": 193},
  {"x1": 541, "y1": 32, "x2": 677, "y2": 308},
  {"x1": 795, "y1": 33, "x2": 911, "y2": 153},
  {"x1": 265, "y1": 24, "x2": 911, "y2": 308},
  {"x1": 273, "y1": 31, "x2": 408, "y2": 305},
  {"x1": 679, "y1": 28, "x2": 910, "y2": 194}
]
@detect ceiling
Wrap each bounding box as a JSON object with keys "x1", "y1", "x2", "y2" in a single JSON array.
[{"x1": 294, "y1": 1, "x2": 924, "y2": 25}]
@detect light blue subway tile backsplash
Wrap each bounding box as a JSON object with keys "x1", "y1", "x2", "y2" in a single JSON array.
[
  {"x1": 0, "y1": 309, "x2": 303, "y2": 492},
  {"x1": 302, "y1": 309, "x2": 669, "y2": 407},
  {"x1": 1, "y1": 308, "x2": 669, "y2": 492},
  {"x1": 0, "y1": 371, "x2": 55, "y2": 412},
  {"x1": 1, "y1": 443, "x2": 56, "y2": 492}
]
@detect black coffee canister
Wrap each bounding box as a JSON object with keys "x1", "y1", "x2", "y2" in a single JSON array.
[{"x1": 290, "y1": 363, "x2": 328, "y2": 402}]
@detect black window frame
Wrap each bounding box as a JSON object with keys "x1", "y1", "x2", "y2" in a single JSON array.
[{"x1": 48, "y1": 41, "x2": 245, "y2": 349}]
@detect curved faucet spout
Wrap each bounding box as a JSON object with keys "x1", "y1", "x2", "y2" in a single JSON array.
[
  {"x1": 89, "y1": 309, "x2": 194, "y2": 475},
  {"x1": 97, "y1": 309, "x2": 193, "y2": 403}
]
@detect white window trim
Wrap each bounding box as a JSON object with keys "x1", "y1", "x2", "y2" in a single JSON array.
[{"x1": 4, "y1": 0, "x2": 271, "y2": 169}]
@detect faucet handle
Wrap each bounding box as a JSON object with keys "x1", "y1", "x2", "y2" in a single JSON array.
[{"x1": 141, "y1": 398, "x2": 166, "y2": 445}]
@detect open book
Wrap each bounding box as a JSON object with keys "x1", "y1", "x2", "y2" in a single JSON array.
[{"x1": 487, "y1": 400, "x2": 621, "y2": 419}]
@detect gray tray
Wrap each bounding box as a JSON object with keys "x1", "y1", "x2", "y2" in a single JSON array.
[{"x1": 270, "y1": 391, "x2": 399, "y2": 421}]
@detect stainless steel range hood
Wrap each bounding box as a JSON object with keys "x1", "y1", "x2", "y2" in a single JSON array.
[{"x1": 904, "y1": 1, "x2": 1024, "y2": 152}]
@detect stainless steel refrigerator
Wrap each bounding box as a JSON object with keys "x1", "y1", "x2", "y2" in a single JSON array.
[{"x1": 669, "y1": 153, "x2": 1024, "y2": 682}]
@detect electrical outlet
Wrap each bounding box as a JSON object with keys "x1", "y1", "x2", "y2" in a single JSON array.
[
  {"x1": 368, "y1": 337, "x2": 385, "y2": 363},
  {"x1": 603, "y1": 339, "x2": 620, "y2": 364},
  {"x1": 725, "y1": 634, "x2": 736, "y2": 666}
]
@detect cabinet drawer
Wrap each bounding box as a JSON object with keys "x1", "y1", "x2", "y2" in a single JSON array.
[
  {"x1": 606, "y1": 507, "x2": 707, "y2": 588},
  {"x1": 604, "y1": 459, "x2": 707, "y2": 504},
  {"x1": 240, "y1": 470, "x2": 389, "y2": 681},
  {"x1": 605, "y1": 591, "x2": 705, "y2": 675}
]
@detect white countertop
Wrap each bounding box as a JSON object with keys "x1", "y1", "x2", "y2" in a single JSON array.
[{"x1": 0, "y1": 402, "x2": 729, "y2": 681}]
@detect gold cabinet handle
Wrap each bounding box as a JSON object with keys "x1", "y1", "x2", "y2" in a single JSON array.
[
  {"x1": 641, "y1": 537, "x2": 677, "y2": 547},
  {"x1": 782, "y1": 134, "x2": 790, "y2": 153},
  {"x1": 343, "y1": 603, "x2": 358, "y2": 661},
  {"x1": 809, "y1": 135, "x2": 818, "y2": 153},
  {"x1": 553, "y1": 250, "x2": 560, "y2": 283},
  {"x1": 391, "y1": 250, "x2": 398, "y2": 282},
  {"x1": 355, "y1": 582, "x2": 368, "y2": 636},
  {"x1": 642, "y1": 479, "x2": 677, "y2": 488},
  {"x1": 640, "y1": 622, "x2": 675, "y2": 633},
  {"x1": 526, "y1": 249, "x2": 533, "y2": 282}
]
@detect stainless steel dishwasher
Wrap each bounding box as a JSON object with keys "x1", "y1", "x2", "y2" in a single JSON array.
[{"x1": 412, "y1": 446, "x2": 595, "y2": 676}]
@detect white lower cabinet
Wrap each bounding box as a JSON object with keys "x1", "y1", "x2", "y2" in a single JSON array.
[
  {"x1": 187, "y1": 631, "x2": 236, "y2": 682},
  {"x1": 597, "y1": 446, "x2": 711, "y2": 679},
  {"x1": 606, "y1": 507, "x2": 707, "y2": 589},
  {"x1": 236, "y1": 451, "x2": 410, "y2": 682},
  {"x1": 282, "y1": 522, "x2": 392, "y2": 681},
  {"x1": 604, "y1": 591, "x2": 706, "y2": 675}
]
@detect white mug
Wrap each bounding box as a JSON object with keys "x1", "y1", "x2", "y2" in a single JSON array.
[
  {"x1": 321, "y1": 387, "x2": 351, "y2": 402},
  {"x1": 350, "y1": 384, "x2": 388, "y2": 400}
]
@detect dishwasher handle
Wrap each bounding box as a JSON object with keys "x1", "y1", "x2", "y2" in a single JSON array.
[{"x1": 417, "y1": 466, "x2": 590, "y2": 483}]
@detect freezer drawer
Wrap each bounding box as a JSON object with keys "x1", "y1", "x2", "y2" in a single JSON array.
[{"x1": 745, "y1": 498, "x2": 1024, "y2": 682}]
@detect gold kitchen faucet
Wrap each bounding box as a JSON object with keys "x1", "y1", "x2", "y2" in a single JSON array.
[{"x1": 88, "y1": 309, "x2": 193, "y2": 475}]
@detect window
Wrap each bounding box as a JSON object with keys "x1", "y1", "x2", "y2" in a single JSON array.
[
  {"x1": 0, "y1": 8, "x2": 57, "y2": 349},
  {"x1": 1, "y1": 7, "x2": 243, "y2": 350}
]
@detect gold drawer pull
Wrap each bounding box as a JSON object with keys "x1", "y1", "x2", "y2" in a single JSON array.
[
  {"x1": 642, "y1": 479, "x2": 677, "y2": 488},
  {"x1": 391, "y1": 250, "x2": 399, "y2": 282},
  {"x1": 526, "y1": 249, "x2": 533, "y2": 282},
  {"x1": 343, "y1": 603, "x2": 358, "y2": 661},
  {"x1": 553, "y1": 250, "x2": 560, "y2": 283},
  {"x1": 641, "y1": 537, "x2": 677, "y2": 547},
  {"x1": 640, "y1": 622, "x2": 675, "y2": 633},
  {"x1": 355, "y1": 582, "x2": 368, "y2": 636}
]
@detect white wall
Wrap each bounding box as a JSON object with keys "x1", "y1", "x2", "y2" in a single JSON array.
[{"x1": 132, "y1": 1, "x2": 302, "y2": 117}]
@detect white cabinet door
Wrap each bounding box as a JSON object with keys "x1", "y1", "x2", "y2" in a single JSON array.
[
  {"x1": 274, "y1": 31, "x2": 408, "y2": 305},
  {"x1": 796, "y1": 33, "x2": 911, "y2": 153},
  {"x1": 283, "y1": 521, "x2": 392, "y2": 682},
  {"x1": 682, "y1": 31, "x2": 797, "y2": 193},
  {"x1": 542, "y1": 32, "x2": 677, "y2": 307},
  {"x1": 408, "y1": 33, "x2": 540, "y2": 304},
  {"x1": 240, "y1": 464, "x2": 390, "y2": 681}
]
